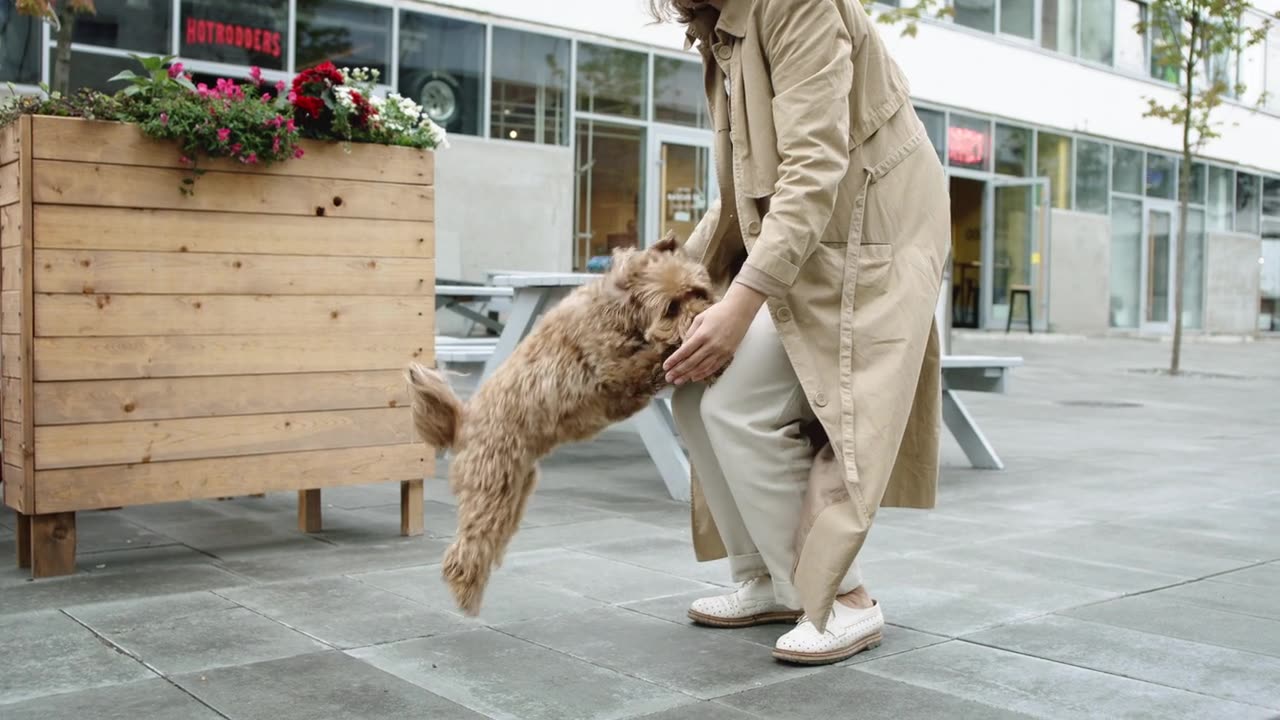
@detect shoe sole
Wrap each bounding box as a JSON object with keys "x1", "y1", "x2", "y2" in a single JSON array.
[
  {"x1": 771, "y1": 631, "x2": 883, "y2": 665},
  {"x1": 687, "y1": 609, "x2": 803, "y2": 628}
]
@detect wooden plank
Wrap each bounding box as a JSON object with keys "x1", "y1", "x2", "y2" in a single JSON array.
[
  {"x1": 0, "y1": 205, "x2": 22, "y2": 248},
  {"x1": 19, "y1": 116, "x2": 35, "y2": 515},
  {"x1": 1, "y1": 246, "x2": 20, "y2": 291},
  {"x1": 2, "y1": 334, "x2": 21, "y2": 378},
  {"x1": 30, "y1": 512, "x2": 76, "y2": 578},
  {"x1": 35, "y1": 406, "x2": 414, "y2": 470},
  {"x1": 34, "y1": 334, "x2": 430, "y2": 381},
  {"x1": 0, "y1": 162, "x2": 17, "y2": 206},
  {"x1": 400, "y1": 479, "x2": 424, "y2": 537},
  {"x1": 0, "y1": 123, "x2": 18, "y2": 165},
  {"x1": 33, "y1": 444, "x2": 429, "y2": 513},
  {"x1": 3, "y1": 377, "x2": 21, "y2": 422},
  {"x1": 34, "y1": 370, "x2": 410, "y2": 425},
  {"x1": 3, "y1": 420, "x2": 21, "y2": 468},
  {"x1": 34, "y1": 294, "x2": 434, "y2": 337},
  {"x1": 34, "y1": 206, "x2": 433, "y2": 258},
  {"x1": 6, "y1": 466, "x2": 26, "y2": 514},
  {"x1": 14, "y1": 509, "x2": 30, "y2": 566},
  {"x1": 1, "y1": 290, "x2": 20, "y2": 334},
  {"x1": 33, "y1": 160, "x2": 434, "y2": 222},
  {"x1": 298, "y1": 489, "x2": 323, "y2": 533},
  {"x1": 31, "y1": 117, "x2": 434, "y2": 186},
  {"x1": 33, "y1": 250, "x2": 433, "y2": 297}
]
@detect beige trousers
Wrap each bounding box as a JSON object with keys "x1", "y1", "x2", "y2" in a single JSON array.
[{"x1": 672, "y1": 307, "x2": 862, "y2": 609}]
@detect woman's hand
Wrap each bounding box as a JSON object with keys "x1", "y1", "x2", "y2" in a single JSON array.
[{"x1": 664, "y1": 283, "x2": 766, "y2": 385}]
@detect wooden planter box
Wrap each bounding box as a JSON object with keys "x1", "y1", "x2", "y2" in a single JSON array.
[{"x1": 0, "y1": 116, "x2": 436, "y2": 577}]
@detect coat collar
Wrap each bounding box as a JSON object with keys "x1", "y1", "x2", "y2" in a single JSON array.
[{"x1": 682, "y1": 0, "x2": 753, "y2": 50}]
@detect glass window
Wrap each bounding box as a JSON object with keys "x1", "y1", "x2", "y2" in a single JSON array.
[
  {"x1": 1110, "y1": 197, "x2": 1143, "y2": 328},
  {"x1": 1081, "y1": 0, "x2": 1115, "y2": 64},
  {"x1": 73, "y1": 0, "x2": 170, "y2": 54},
  {"x1": 398, "y1": 12, "x2": 485, "y2": 136},
  {"x1": 1236, "y1": 173, "x2": 1260, "y2": 234},
  {"x1": 947, "y1": 114, "x2": 991, "y2": 171},
  {"x1": 653, "y1": 57, "x2": 708, "y2": 128},
  {"x1": 296, "y1": 0, "x2": 392, "y2": 78},
  {"x1": 1237, "y1": 15, "x2": 1266, "y2": 105},
  {"x1": 917, "y1": 107, "x2": 946, "y2": 163},
  {"x1": 1207, "y1": 166, "x2": 1234, "y2": 230},
  {"x1": 1000, "y1": 0, "x2": 1035, "y2": 38},
  {"x1": 994, "y1": 124, "x2": 1031, "y2": 176},
  {"x1": 575, "y1": 120, "x2": 644, "y2": 270},
  {"x1": 576, "y1": 43, "x2": 647, "y2": 119},
  {"x1": 1, "y1": 9, "x2": 40, "y2": 84},
  {"x1": 1181, "y1": 161, "x2": 1205, "y2": 205},
  {"x1": 1112, "y1": 146, "x2": 1143, "y2": 194},
  {"x1": 1075, "y1": 140, "x2": 1109, "y2": 213},
  {"x1": 1041, "y1": 0, "x2": 1077, "y2": 54},
  {"x1": 491, "y1": 28, "x2": 570, "y2": 145},
  {"x1": 1263, "y1": 177, "x2": 1280, "y2": 219},
  {"x1": 954, "y1": 0, "x2": 996, "y2": 33},
  {"x1": 1145, "y1": 153, "x2": 1176, "y2": 198},
  {"x1": 1183, "y1": 209, "x2": 1205, "y2": 329},
  {"x1": 1149, "y1": 6, "x2": 1181, "y2": 83},
  {"x1": 180, "y1": 0, "x2": 288, "y2": 71},
  {"x1": 1112, "y1": 0, "x2": 1145, "y2": 72},
  {"x1": 1036, "y1": 132, "x2": 1072, "y2": 209},
  {"x1": 50, "y1": 49, "x2": 137, "y2": 94}
]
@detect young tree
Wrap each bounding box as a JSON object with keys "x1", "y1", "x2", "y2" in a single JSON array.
[
  {"x1": 1138, "y1": 0, "x2": 1276, "y2": 374},
  {"x1": 11, "y1": 0, "x2": 96, "y2": 96}
]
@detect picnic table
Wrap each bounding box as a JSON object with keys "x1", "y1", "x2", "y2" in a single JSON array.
[
  {"x1": 436, "y1": 284, "x2": 513, "y2": 335},
  {"x1": 475, "y1": 272, "x2": 1023, "y2": 500}
]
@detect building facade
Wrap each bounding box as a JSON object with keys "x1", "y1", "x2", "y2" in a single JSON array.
[{"x1": 3, "y1": 0, "x2": 1278, "y2": 333}]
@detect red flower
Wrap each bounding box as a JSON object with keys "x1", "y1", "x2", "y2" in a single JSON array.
[{"x1": 293, "y1": 95, "x2": 324, "y2": 119}]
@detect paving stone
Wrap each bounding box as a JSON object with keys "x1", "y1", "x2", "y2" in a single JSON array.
[
  {"x1": 350, "y1": 628, "x2": 686, "y2": 720},
  {"x1": 352, "y1": 563, "x2": 605, "y2": 625},
  {"x1": 1, "y1": 678, "x2": 221, "y2": 720},
  {"x1": 504, "y1": 516, "x2": 683, "y2": 554},
  {"x1": 217, "y1": 576, "x2": 468, "y2": 649},
  {"x1": 575, "y1": 534, "x2": 732, "y2": 584},
  {"x1": 629, "y1": 701, "x2": 760, "y2": 720},
  {"x1": 67, "y1": 591, "x2": 326, "y2": 675},
  {"x1": 1213, "y1": 562, "x2": 1280, "y2": 590},
  {"x1": 71, "y1": 511, "x2": 179, "y2": 555},
  {"x1": 857, "y1": 640, "x2": 1273, "y2": 719},
  {"x1": 505, "y1": 548, "x2": 711, "y2": 604},
  {"x1": 1152, "y1": 578, "x2": 1280, "y2": 621},
  {"x1": 215, "y1": 537, "x2": 449, "y2": 583},
  {"x1": 1063, "y1": 594, "x2": 1280, "y2": 658},
  {"x1": 968, "y1": 615, "x2": 1280, "y2": 710},
  {"x1": 0, "y1": 610, "x2": 153, "y2": 705},
  {"x1": 921, "y1": 541, "x2": 1187, "y2": 593},
  {"x1": 0, "y1": 561, "x2": 244, "y2": 616},
  {"x1": 176, "y1": 651, "x2": 484, "y2": 720},
  {"x1": 717, "y1": 665, "x2": 1035, "y2": 720},
  {"x1": 129, "y1": 516, "x2": 335, "y2": 559},
  {"x1": 502, "y1": 606, "x2": 817, "y2": 699},
  {"x1": 317, "y1": 502, "x2": 461, "y2": 542}
]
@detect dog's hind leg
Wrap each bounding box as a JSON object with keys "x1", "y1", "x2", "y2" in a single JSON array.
[{"x1": 442, "y1": 463, "x2": 538, "y2": 615}]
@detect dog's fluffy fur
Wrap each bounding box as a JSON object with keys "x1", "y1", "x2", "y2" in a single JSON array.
[{"x1": 407, "y1": 234, "x2": 720, "y2": 615}]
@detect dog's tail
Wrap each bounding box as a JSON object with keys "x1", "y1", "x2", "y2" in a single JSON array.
[{"x1": 406, "y1": 363, "x2": 464, "y2": 450}]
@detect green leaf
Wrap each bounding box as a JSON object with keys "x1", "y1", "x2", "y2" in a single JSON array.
[{"x1": 108, "y1": 69, "x2": 138, "y2": 84}]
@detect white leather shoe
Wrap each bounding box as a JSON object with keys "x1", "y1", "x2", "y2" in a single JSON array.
[
  {"x1": 772, "y1": 600, "x2": 884, "y2": 665},
  {"x1": 687, "y1": 576, "x2": 803, "y2": 628}
]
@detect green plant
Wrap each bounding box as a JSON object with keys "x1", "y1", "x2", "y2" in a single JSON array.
[{"x1": 1137, "y1": 0, "x2": 1278, "y2": 372}]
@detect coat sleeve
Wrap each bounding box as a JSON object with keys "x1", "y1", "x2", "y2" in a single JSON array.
[
  {"x1": 682, "y1": 195, "x2": 721, "y2": 261},
  {"x1": 734, "y1": 0, "x2": 854, "y2": 298}
]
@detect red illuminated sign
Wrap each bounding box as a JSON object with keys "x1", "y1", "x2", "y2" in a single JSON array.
[
  {"x1": 185, "y1": 18, "x2": 283, "y2": 59},
  {"x1": 948, "y1": 126, "x2": 988, "y2": 167}
]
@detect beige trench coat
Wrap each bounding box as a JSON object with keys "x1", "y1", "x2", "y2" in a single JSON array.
[{"x1": 681, "y1": 0, "x2": 951, "y2": 629}]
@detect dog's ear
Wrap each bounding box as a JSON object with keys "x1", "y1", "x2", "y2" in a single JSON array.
[{"x1": 651, "y1": 231, "x2": 679, "y2": 254}]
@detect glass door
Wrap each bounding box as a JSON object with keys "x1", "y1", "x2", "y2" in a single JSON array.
[
  {"x1": 983, "y1": 175, "x2": 1051, "y2": 330},
  {"x1": 1142, "y1": 202, "x2": 1178, "y2": 332},
  {"x1": 647, "y1": 129, "x2": 714, "y2": 249}
]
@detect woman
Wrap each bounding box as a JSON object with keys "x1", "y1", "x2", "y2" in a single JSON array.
[{"x1": 654, "y1": 0, "x2": 950, "y2": 665}]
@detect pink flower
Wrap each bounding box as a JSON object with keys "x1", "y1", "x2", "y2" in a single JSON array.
[
  {"x1": 196, "y1": 83, "x2": 211, "y2": 98},
  {"x1": 179, "y1": 155, "x2": 192, "y2": 165},
  {"x1": 260, "y1": 93, "x2": 271, "y2": 104},
  {"x1": 249, "y1": 66, "x2": 263, "y2": 83},
  {"x1": 286, "y1": 119, "x2": 296, "y2": 133},
  {"x1": 272, "y1": 135, "x2": 282, "y2": 153},
  {"x1": 159, "y1": 112, "x2": 169, "y2": 126},
  {"x1": 230, "y1": 143, "x2": 243, "y2": 154},
  {"x1": 293, "y1": 147, "x2": 305, "y2": 159},
  {"x1": 242, "y1": 152, "x2": 259, "y2": 165},
  {"x1": 168, "y1": 62, "x2": 184, "y2": 79},
  {"x1": 216, "y1": 128, "x2": 231, "y2": 143},
  {"x1": 275, "y1": 80, "x2": 286, "y2": 93}
]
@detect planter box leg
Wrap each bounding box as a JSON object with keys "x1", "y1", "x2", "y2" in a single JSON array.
[
  {"x1": 16, "y1": 512, "x2": 31, "y2": 569},
  {"x1": 298, "y1": 489, "x2": 323, "y2": 533},
  {"x1": 401, "y1": 479, "x2": 424, "y2": 537},
  {"x1": 31, "y1": 513, "x2": 77, "y2": 578}
]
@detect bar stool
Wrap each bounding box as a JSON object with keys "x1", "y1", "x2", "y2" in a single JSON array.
[{"x1": 1006, "y1": 284, "x2": 1033, "y2": 334}]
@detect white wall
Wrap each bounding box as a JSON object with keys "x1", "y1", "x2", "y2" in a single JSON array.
[
  {"x1": 1204, "y1": 232, "x2": 1263, "y2": 334},
  {"x1": 1048, "y1": 210, "x2": 1112, "y2": 334}
]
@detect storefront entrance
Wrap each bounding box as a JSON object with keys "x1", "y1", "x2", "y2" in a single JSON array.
[
  {"x1": 948, "y1": 173, "x2": 1050, "y2": 330},
  {"x1": 646, "y1": 129, "x2": 713, "y2": 246}
]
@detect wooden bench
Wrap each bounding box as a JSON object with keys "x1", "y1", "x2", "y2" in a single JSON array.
[{"x1": 436, "y1": 284, "x2": 514, "y2": 336}]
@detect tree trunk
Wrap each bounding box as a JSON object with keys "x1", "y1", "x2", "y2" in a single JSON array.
[
  {"x1": 1170, "y1": 23, "x2": 1198, "y2": 376},
  {"x1": 52, "y1": 8, "x2": 75, "y2": 96}
]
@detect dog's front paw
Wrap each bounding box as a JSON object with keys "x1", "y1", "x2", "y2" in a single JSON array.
[{"x1": 442, "y1": 540, "x2": 486, "y2": 616}]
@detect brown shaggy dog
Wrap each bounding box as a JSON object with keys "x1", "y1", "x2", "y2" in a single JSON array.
[{"x1": 406, "y1": 234, "x2": 721, "y2": 615}]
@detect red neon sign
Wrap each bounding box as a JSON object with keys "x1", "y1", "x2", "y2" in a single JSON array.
[
  {"x1": 185, "y1": 18, "x2": 283, "y2": 58},
  {"x1": 948, "y1": 126, "x2": 987, "y2": 167}
]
